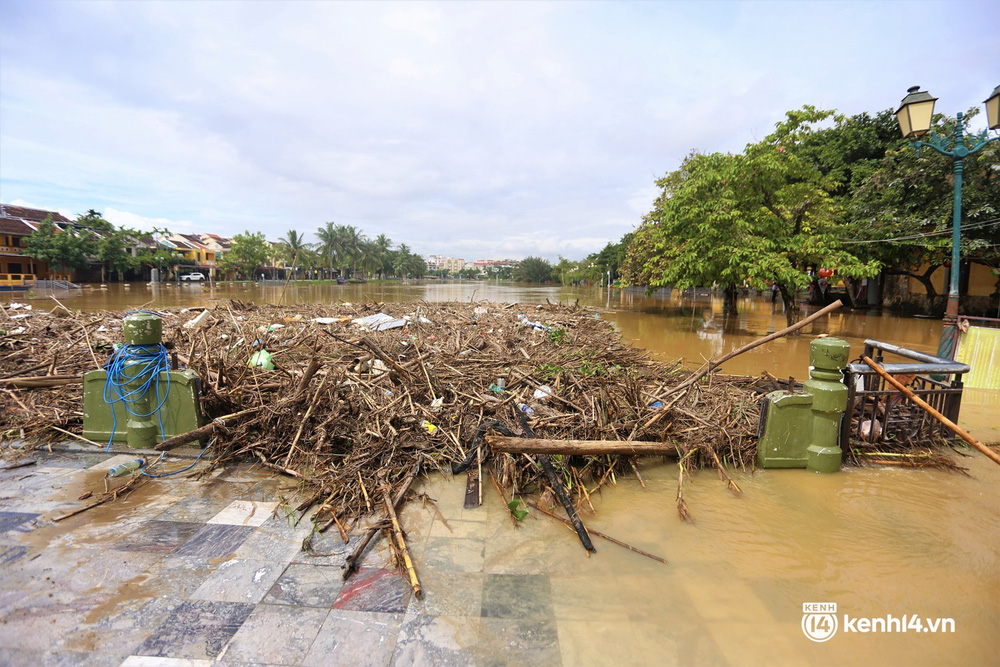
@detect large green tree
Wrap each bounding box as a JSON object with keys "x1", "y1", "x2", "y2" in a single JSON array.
[
  {"x1": 623, "y1": 106, "x2": 879, "y2": 324},
  {"x1": 221, "y1": 231, "x2": 271, "y2": 279},
  {"x1": 515, "y1": 256, "x2": 553, "y2": 283},
  {"x1": 23, "y1": 216, "x2": 97, "y2": 276}
]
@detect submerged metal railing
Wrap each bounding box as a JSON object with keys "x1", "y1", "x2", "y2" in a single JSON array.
[{"x1": 841, "y1": 340, "x2": 969, "y2": 448}]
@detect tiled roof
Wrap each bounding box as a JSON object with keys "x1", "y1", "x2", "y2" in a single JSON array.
[
  {"x1": 0, "y1": 204, "x2": 72, "y2": 224},
  {"x1": 0, "y1": 218, "x2": 35, "y2": 236}
]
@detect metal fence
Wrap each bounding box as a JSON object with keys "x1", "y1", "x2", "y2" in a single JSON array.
[{"x1": 841, "y1": 339, "x2": 969, "y2": 448}]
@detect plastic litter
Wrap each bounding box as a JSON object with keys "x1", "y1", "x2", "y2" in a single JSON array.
[
  {"x1": 489, "y1": 378, "x2": 505, "y2": 394},
  {"x1": 533, "y1": 385, "x2": 554, "y2": 401},
  {"x1": 649, "y1": 401, "x2": 663, "y2": 409},
  {"x1": 517, "y1": 314, "x2": 550, "y2": 331},
  {"x1": 183, "y1": 310, "x2": 211, "y2": 329},
  {"x1": 474, "y1": 307, "x2": 488, "y2": 316},
  {"x1": 420, "y1": 420, "x2": 438, "y2": 434},
  {"x1": 311, "y1": 317, "x2": 339, "y2": 325},
  {"x1": 353, "y1": 313, "x2": 407, "y2": 332},
  {"x1": 108, "y1": 458, "x2": 145, "y2": 478},
  {"x1": 249, "y1": 350, "x2": 275, "y2": 370},
  {"x1": 518, "y1": 403, "x2": 534, "y2": 416},
  {"x1": 430, "y1": 397, "x2": 444, "y2": 411}
]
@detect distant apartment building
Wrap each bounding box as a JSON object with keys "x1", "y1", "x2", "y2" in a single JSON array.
[
  {"x1": 471, "y1": 258, "x2": 518, "y2": 273},
  {"x1": 426, "y1": 255, "x2": 467, "y2": 273}
]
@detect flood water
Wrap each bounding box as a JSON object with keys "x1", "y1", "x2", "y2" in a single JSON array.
[{"x1": 9, "y1": 281, "x2": 1000, "y2": 663}]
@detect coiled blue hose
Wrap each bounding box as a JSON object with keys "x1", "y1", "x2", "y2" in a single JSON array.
[{"x1": 102, "y1": 310, "x2": 172, "y2": 451}]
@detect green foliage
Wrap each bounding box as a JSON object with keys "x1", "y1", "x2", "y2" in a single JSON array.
[
  {"x1": 23, "y1": 216, "x2": 97, "y2": 273},
  {"x1": 221, "y1": 231, "x2": 270, "y2": 278},
  {"x1": 623, "y1": 106, "x2": 880, "y2": 322},
  {"x1": 96, "y1": 227, "x2": 139, "y2": 281},
  {"x1": 548, "y1": 327, "x2": 567, "y2": 345},
  {"x1": 506, "y1": 498, "x2": 529, "y2": 521},
  {"x1": 515, "y1": 256, "x2": 553, "y2": 283}
]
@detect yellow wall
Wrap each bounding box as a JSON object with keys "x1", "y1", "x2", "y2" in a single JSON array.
[{"x1": 907, "y1": 262, "x2": 997, "y2": 297}]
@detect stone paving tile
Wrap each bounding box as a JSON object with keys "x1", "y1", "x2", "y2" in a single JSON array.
[
  {"x1": 417, "y1": 536, "x2": 486, "y2": 574},
  {"x1": 133, "y1": 599, "x2": 255, "y2": 660},
  {"x1": 172, "y1": 524, "x2": 254, "y2": 559},
  {"x1": 0, "y1": 509, "x2": 40, "y2": 533},
  {"x1": 291, "y1": 530, "x2": 360, "y2": 567},
  {"x1": 390, "y1": 612, "x2": 481, "y2": 666},
  {"x1": 154, "y1": 497, "x2": 234, "y2": 523},
  {"x1": 0, "y1": 543, "x2": 30, "y2": 566},
  {"x1": 481, "y1": 574, "x2": 553, "y2": 620},
  {"x1": 189, "y1": 558, "x2": 285, "y2": 604},
  {"x1": 120, "y1": 657, "x2": 215, "y2": 666},
  {"x1": 59, "y1": 549, "x2": 165, "y2": 596},
  {"x1": 64, "y1": 595, "x2": 188, "y2": 661},
  {"x1": 0, "y1": 588, "x2": 110, "y2": 652},
  {"x1": 218, "y1": 603, "x2": 329, "y2": 665},
  {"x1": 232, "y1": 523, "x2": 310, "y2": 563},
  {"x1": 0, "y1": 648, "x2": 120, "y2": 666},
  {"x1": 303, "y1": 609, "x2": 403, "y2": 667},
  {"x1": 408, "y1": 570, "x2": 485, "y2": 617},
  {"x1": 142, "y1": 554, "x2": 219, "y2": 599},
  {"x1": 264, "y1": 563, "x2": 345, "y2": 608},
  {"x1": 207, "y1": 499, "x2": 279, "y2": 527},
  {"x1": 477, "y1": 617, "x2": 562, "y2": 666},
  {"x1": 113, "y1": 520, "x2": 204, "y2": 553},
  {"x1": 333, "y1": 567, "x2": 411, "y2": 614}
]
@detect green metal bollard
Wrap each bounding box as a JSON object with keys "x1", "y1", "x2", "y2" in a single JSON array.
[
  {"x1": 122, "y1": 313, "x2": 163, "y2": 449},
  {"x1": 804, "y1": 337, "x2": 850, "y2": 473}
]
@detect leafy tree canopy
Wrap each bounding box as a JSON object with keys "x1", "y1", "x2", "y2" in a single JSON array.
[
  {"x1": 622, "y1": 106, "x2": 880, "y2": 323},
  {"x1": 221, "y1": 231, "x2": 270, "y2": 278}
]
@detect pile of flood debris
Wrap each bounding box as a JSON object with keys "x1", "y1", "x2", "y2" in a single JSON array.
[{"x1": 0, "y1": 298, "x2": 979, "y2": 576}]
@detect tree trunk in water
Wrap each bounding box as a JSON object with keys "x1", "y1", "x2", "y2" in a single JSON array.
[
  {"x1": 723, "y1": 283, "x2": 739, "y2": 317},
  {"x1": 778, "y1": 283, "x2": 799, "y2": 327}
]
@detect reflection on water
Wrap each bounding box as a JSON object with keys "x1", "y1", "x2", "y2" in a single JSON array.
[{"x1": 10, "y1": 281, "x2": 999, "y2": 662}]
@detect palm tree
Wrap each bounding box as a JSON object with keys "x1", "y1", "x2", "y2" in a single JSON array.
[
  {"x1": 357, "y1": 239, "x2": 381, "y2": 279},
  {"x1": 374, "y1": 233, "x2": 392, "y2": 278},
  {"x1": 279, "y1": 229, "x2": 308, "y2": 279},
  {"x1": 333, "y1": 224, "x2": 362, "y2": 278},
  {"x1": 316, "y1": 222, "x2": 337, "y2": 279}
]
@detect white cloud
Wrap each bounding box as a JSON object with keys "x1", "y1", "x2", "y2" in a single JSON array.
[{"x1": 1, "y1": 1, "x2": 997, "y2": 263}]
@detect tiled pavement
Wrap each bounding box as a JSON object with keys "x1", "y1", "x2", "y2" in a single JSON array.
[{"x1": 0, "y1": 448, "x2": 736, "y2": 666}]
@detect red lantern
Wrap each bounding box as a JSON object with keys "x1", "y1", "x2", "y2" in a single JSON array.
[{"x1": 818, "y1": 268, "x2": 833, "y2": 278}]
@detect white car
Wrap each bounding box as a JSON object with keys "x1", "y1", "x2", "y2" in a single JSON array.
[{"x1": 179, "y1": 272, "x2": 205, "y2": 282}]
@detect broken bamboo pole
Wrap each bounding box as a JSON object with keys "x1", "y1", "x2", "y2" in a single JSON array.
[
  {"x1": 382, "y1": 486, "x2": 423, "y2": 599},
  {"x1": 662, "y1": 299, "x2": 844, "y2": 397},
  {"x1": 343, "y1": 462, "x2": 420, "y2": 580},
  {"x1": 861, "y1": 355, "x2": 1000, "y2": 468},
  {"x1": 486, "y1": 435, "x2": 679, "y2": 457}
]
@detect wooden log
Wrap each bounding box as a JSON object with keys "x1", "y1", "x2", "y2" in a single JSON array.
[
  {"x1": 152, "y1": 407, "x2": 259, "y2": 451},
  {"x1": 486, "y1": 435, "x2": 679, "y2": 457},
  {"x1": 861, "y1": 355, "x2": 1000, "y2": 468}
]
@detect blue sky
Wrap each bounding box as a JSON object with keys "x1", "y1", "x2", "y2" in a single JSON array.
[{"x1": 1, "y1": 0, "x2": 997, "y2": 261}]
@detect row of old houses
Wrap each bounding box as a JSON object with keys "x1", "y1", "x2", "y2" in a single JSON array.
[{"x1": 0, "y1": 204, "x2": 239, "y2": 285}]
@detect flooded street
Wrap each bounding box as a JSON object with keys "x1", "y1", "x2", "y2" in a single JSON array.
[{"x1": 7, "y1": 281, "x2": 999, "y2": 663}]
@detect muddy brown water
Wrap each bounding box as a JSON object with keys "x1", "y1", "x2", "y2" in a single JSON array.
[{"x1": 9, "y1": 281, "x2": 1000, "y2": 662}]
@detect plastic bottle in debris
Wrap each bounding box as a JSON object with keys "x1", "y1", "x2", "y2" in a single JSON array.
[
  {"x1": 108, "y1": 458, "x2": 145, "y2": 478},
  {"x1": 518, "y1": 403, "x2": 534, "y2": 416},
  {"x1": 419, "y1": 420, "x2": 438, "y2": 434}
]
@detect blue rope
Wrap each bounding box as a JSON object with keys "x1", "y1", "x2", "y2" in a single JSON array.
[
  {"x1": 102, "y1": 341, "x2": 171, "y2": 451},
  {"x1": 140, "y1": 442, "x2": 211, "y2": 478}
]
